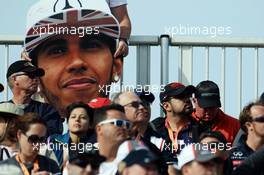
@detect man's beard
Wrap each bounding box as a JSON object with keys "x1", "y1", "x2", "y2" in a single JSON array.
[{"x1": 173, "y1": 105, "x2": 193, "y2": 117}]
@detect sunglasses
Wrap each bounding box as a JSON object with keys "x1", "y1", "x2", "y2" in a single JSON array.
[
  {"x1": 98, "y1": 119, "x2": 131, "y2": 130},
  {"x1": 23, "y1": 133, "x2": 47, "y2": 144},
  {"x1": 13, "y1": 72, "x2": 37, "y2": 79},
  {"x1": 123, "y1": 101, "x2": 147, "y2": 109},
  {"x1": 252, "y1": 115, "x2": 264, "y2": 123}
]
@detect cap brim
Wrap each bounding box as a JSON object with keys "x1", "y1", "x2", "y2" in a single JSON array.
[
  {"x1": 0, "y1": 111, "x2": 20, "y2": 118},
  {"x1": 169, "y1": 85, "x2": 196, "y2": 97},
  {"x1": 25, "y1": 9, "x2": 120, "y2": 54},
  {"x1": 196, "y1": 150, "x2": 227, "y2": 163},
  {"x1": 70, "y1": 152, "x2": 106, "y2": 166},
  {"x1": 137, "y1": 92, "x2": 155, "y2": 104},
  {"x1": 23, "y1": 67, "x2": 45, "y2": 77},
  {"x1": 0, "y1": 84, "x2": 4, "y2": 92},
  {"x1": 197, "y1": 98, "x2": 221, "y2": 108}
]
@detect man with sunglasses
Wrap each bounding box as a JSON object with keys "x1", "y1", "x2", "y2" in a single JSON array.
[
  {"x1": 94, "y1": 104, "x2": 131, "y2": 175},
  {"x1": 228, "y1": 101, "x2": 264, "y2": 171},
  {"x1": 3, "y1": 60, "x2": 63, "y2": 136},
  {"x1": 67, "y1": 150, "x2": 106, "y2": 175},
  {"x1": 112, "y1": 91, "x2": 151, "y2": 139},
  {"x1": 151, "y1": 82, "x2": 200, "y2": 165},
  {"x1": 112, "y1": 91, "x2": 169, "y2": 174}
]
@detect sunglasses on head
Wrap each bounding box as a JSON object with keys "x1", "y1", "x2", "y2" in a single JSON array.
[
  {"x1": 23, "y1": 133, "x2": 47, "y2": 144},
  {"x1": 13, "y1": 72, "x2": 37, "y2": 79},
  {"x1": 252, "y1": 115, "x2": 264, "y2": 123},
  {"x1": 98, "y1": 119, "x2": 131, "y2": 130},
  {"x1": 123, "y1": 101, "x2": 147, "y2": 109}
]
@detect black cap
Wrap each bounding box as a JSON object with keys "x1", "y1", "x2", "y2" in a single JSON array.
[
  {"x1": 159, "y1": 82, "x2": 195, "y2": 103},
  {"x1": 195, "y1": 80, "x2": 221, "y2": 108},
  {"x1": 0, "y1": 83, "x2": 4, "y2": 92},
  {"x1": 135, "y1": 89, "x2": 155, "y2": 104},
  {"x1": 69, "y1": 149, "x2": 106, "y2": 168},
  {"x1": 120, "y1": 149, "x2": 157, "y2": 168},
  {"x1": 260, "y1": 92, "x2": 264, "y2": 104},
  {"x1": 6, "y1": 60, "x2": 45, "y2": 79}
]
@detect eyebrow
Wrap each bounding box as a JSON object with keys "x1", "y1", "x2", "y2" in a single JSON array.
[{"x1": 39, "y1": 39, "x2": 67, "y2": 52}]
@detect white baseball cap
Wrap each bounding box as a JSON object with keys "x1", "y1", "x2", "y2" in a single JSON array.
[
  {"x1": 177, "y1": 143, "x2": 226, "y2": 170},
  {"x1": 0, "y1": 103, "x2": 24, "y2": 118},
  {"x1": 24, "y1": 0, "x2": 120, "y2": 55}
]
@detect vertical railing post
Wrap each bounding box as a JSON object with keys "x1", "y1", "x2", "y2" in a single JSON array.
[
  {"x1": 160, "y1": 35, "x2": 170, "y2": 116},
  {"x1": 160, "y1": 35, "x2": 170, "y2": 85},
  {"x1": 4, "y1": 45, "x2": 9, "y2": 101},
  {"x1": 136, "y1": 45, "x2": 151, "y2": 86}
]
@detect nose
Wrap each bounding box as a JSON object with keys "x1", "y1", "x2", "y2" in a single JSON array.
[
  {"x1": 75, "y1": 116, "x2": 81, "y2": 122},
  {"x1": 138, "y1": 103, "x2": 145, "y2": 110},
  {"x1": 65, "y1": 50, "x2": 87, "y2": 74}
]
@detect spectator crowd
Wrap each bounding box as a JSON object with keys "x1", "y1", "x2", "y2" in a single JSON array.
[{"x1": 0, "y1": 0, "x2": 264, "y2": 175}]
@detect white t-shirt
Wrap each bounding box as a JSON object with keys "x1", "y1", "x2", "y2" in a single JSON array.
[
  {"x1": 0, "y1": 145, "x2": 18, "y2": 161},
  {"x1": 105, "y1": 0, "x2": 127, "y2": 8}
]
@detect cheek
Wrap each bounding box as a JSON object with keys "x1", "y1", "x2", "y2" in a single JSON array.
[
  {"x1": 89, "y1": 52, "x2": 113, "y2": 84},
  {"x1": 68, "y1": 119, "x2": 75, "y2": 130},
  {"x1": 125, "y1": 108, "x2": 135, "y2": 120},
  {"x1": 81, "y1": 119, "x2": 89, "y2": 128},
  {"x1": 196, "y1": 107, "x2": 205, "y2": 115},
  {"x1": 39, "y1": 64, "x2": 60, "y2": 89}
]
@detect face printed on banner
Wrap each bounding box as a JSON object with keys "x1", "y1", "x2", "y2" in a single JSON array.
[{"x1": 36, "y1": 34, "x2": 122, "y2": 114}]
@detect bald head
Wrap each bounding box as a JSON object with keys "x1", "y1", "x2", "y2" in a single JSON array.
[{"x1": 113, "y1": 91, "x2": 149, "y2": 123}]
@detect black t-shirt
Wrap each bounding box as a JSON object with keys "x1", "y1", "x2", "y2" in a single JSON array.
[{"x1": 7, "y1": 99, "x2": 63, "y2": 135}]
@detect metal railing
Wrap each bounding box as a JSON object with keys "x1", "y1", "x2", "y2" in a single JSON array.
[{"x1": 1, "y1": 34, "x2": 264, "y2": 117}]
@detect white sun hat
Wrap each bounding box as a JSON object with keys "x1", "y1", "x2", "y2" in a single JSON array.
[{"x1": 0, "y1": 102, "x2": 24, "y2": 118}]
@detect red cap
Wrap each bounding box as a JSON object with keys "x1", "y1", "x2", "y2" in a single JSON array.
[
  {"x1": 0, "y1": 83, "x2": 4, "y2": 92},
  {"x1": 88, "y1": 98, "x2": 111, "y2": 108}
]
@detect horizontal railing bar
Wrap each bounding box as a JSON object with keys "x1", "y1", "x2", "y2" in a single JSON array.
[
  {"x1": 2, "y1": 35, "x2": 264, "y2": 48},
  {"x1": 0, "y1": 35, "x2": 24, "y2": 45},
  {"x1": 171, "y1": 36, "x2": 264, "y2": 48}
]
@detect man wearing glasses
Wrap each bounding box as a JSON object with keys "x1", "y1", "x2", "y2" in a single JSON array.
[
  {"x1": 112, "y1": 91, "x2": 153, "y2": 139},
  {"x1": 228, "y1": 101, "x2": 264, "y2": 171},
  {"x1": 3, "y1": 60, "x2": 63, "y2": 135},
  {"x1": 94, "y1": 104, "x2": 131, "y2": 175}
]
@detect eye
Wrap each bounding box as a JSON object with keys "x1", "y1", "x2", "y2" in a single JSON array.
[
  {"x1": 81, "y1": 38, "x2": 103, "y2": 50},
  {"x1": 46, "y1": 45, "x2": 67, "y2": 56},
  {"x1": 70, "y1": 115, "x2": 76, "y2": 119}
]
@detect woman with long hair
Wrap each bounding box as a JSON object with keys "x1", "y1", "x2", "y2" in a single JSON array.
[
  {"x1": 0, "y1": 113, "x2": 60, "y2": 174},
  {"x1": 49, "y1": 102, "x2": 96, "y2": 169}
]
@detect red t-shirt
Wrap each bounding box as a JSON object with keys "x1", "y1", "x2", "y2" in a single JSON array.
[{"x1": 192, "y1": 109, "x2": 240, "y2": 144}]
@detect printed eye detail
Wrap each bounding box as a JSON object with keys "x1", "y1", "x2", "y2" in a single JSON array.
[
  {"x1": 46, "y1": 45, "x2": 67, "y2": 56},
  {"x1": 81, "y1": 38, "x2": 104, "y2": 50}
]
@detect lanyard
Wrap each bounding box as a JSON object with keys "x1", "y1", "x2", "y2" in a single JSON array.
[
  {"x1": 165, "y1": 119, "x2": 184, "y2": 152},
  {"x1": 16, "y1": 154, "x2": 39, "y2": 175}
]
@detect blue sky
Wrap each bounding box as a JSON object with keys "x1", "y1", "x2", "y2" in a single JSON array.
[{"x1": 0, "y1": 0, "x2": 263, "y2": 119}]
